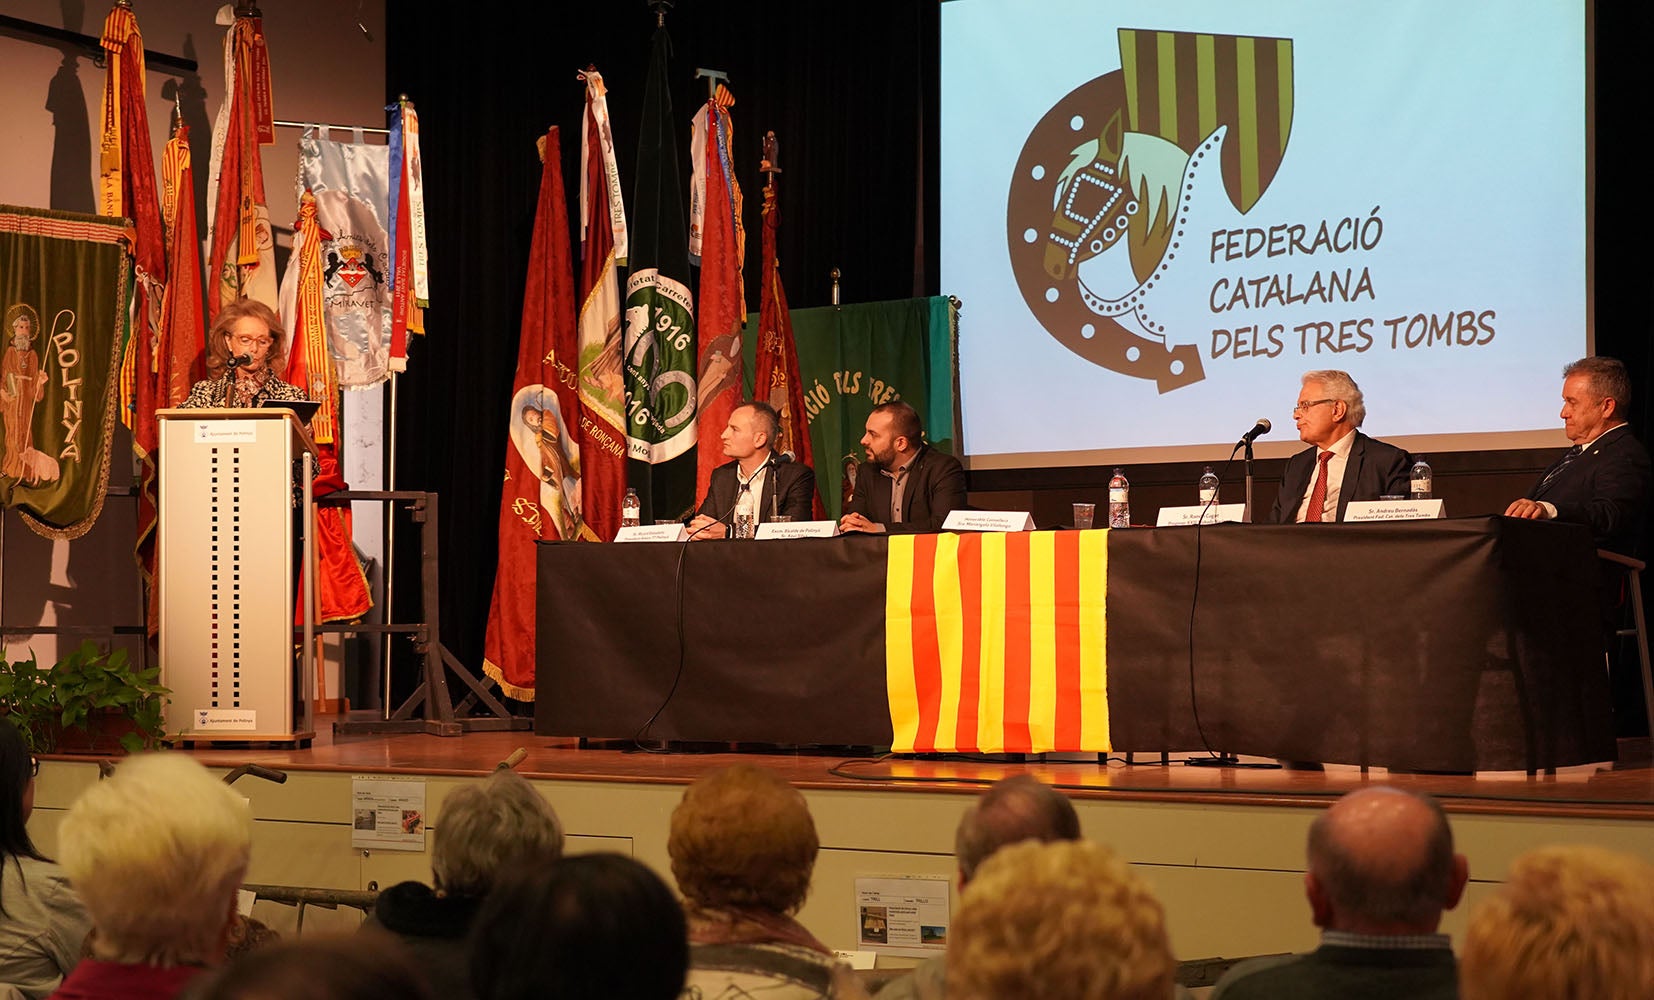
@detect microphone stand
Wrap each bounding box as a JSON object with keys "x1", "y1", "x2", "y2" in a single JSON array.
[{"x1": 1243, "y1": 436, "x2": 1256, "y2": 523}]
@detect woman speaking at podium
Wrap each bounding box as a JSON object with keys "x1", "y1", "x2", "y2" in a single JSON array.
[{"x1": 181, "y1": 299, "x2": 309, "y2": 409}]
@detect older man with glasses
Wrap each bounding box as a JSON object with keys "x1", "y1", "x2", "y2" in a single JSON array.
[{"x1": 1270, "y1": 369, "x2": 1413, "y2": 524}]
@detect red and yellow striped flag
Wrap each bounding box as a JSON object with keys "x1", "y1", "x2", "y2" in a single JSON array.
[{"x1": 887, "y1": 531, "x2": 1110, "y2": 754}]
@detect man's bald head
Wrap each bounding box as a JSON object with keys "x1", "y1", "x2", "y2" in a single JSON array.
[
  {"x1": 1305, "y1": 787, "x2": 1466, "y2": 933},
  {"x1": 954, "y1": 775, "x2": 1081, "y2": 883}
]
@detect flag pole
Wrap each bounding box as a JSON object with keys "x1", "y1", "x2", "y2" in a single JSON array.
[{"x1": 648, "y1": 0, "x2": 672, "y2": 28}]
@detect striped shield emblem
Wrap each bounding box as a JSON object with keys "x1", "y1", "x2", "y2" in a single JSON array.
[{"x1": 1118, "y1": 28, "x2": 1294, "y2": 214}]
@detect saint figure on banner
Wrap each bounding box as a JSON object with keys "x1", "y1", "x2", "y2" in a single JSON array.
[
  {"x1": 510, "y1": 385, "x2": 582, "y2": 540},
  {"x1": 1, "y1": 305, "x2": 51, "y2": 483}
]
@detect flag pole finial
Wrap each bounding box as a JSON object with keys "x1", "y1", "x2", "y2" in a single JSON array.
[
  {"x1": 831, "y1": 268, "x2": 842, "y2": 309},
  {"x1": 761, "y1": 131, "x2": 781, "y2": 176},
  {"x1": 694, "y1": 67, "x2": 728, "y2": 101},
  {"x1": 648, "y1": 0, "x2": 673, "y2": 28}
]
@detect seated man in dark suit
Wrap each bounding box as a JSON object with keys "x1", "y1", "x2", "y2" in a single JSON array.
[
  {"x1": 1270, "y1": 369, "x2": 1412, "y2": 523},
  {"x1": 1212, "y1": 787, "x2": 1467, "y2": 1000},
  {"x1": 839, "y1": 401, "x2": 967, "y2": 534},
  {"x1": 687, "y1": 400, "x2": 817, "y2": 539},
  {"x1": 1504, "y1": 356, "x2": 1652, "y2": 556}
]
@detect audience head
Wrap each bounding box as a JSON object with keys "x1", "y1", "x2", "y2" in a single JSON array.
[
  {"x1": 1460, "y1": 845, "x2": 1654, "y2": 1000},
  {"x1": 0, "y1": 717, "x2": 43, "y2": 866},
  {"x1": 58, "y1": 752, "x2": 252, "y2": 967},
  {"x1": 432, "y1": 769, "x2": 564, "y2": 897},
  {"x1": 947, "y1": 840, "x2": 1174, "y2": 1000},
  {"x1": 471, "y1": 853, "x2": 688, "y2": 1000},
  {"x1": 954, "y1": 774, "x2": 1081, "y2": 884},
  {"x1": 1305, "y1": 787, "x2": 1466, "y2": 934},
  {"x1": 186, "y1": 934, "x2": 436, "y2": 1000},
  {"x1": 669, "y1": 764, "x2": 818, "y2": 916}
]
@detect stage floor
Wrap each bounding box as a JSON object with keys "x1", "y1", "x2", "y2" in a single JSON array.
[{"x1": 154, "y1": 719, "x2": 1654, "y2": 820}]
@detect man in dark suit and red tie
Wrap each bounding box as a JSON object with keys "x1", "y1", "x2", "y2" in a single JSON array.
[
  {"x1": 1270, "y1": 370, "x2": 1412, "y2": 524},
  {"x1": 1505, "y1": 357, "x2": 1652, "y2": 557}
]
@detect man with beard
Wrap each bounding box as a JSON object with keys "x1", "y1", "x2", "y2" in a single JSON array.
[{"x1": 839, "y1": 401, "x2": 966, "y2": 534}]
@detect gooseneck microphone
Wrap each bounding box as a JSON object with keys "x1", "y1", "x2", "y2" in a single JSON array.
[{"x1": 1238, "y1": 418, "x2": 1272, "y2": 446}]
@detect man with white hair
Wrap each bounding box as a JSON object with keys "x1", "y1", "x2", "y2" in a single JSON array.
[
  {"x1": 51, "y1": 753, "x2": 253, "y2": 999},
  {"x1": 1270, "y1": 370, "x2": 1412, "y2": 523}
]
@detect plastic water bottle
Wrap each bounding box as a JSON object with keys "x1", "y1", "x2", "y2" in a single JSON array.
[
  {"x1": 1409, "y1": 457, "x2": 1433, "y2": 500},
  {"x1": 1198, "y1": 466, "x2": 1219, "y2": 505},
  {"x1": 1108, "y1": 468, "x2": 1130, "y2": 528},
  {"x1": 734, "y1": 488, "x2": 756, "y2": 539},
  {"x1": 620, "y1": 488, "x2": 641, "y2": 528}
]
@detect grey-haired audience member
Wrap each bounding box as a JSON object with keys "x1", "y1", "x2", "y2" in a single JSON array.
[
  {"x1": 362, "y1": 769, "x2": 564, "y2": 1000},
  {"x1": 876, "y1": 774, "x2": 1082, "y2": 1000},
  {"x1": 1212, "y1": 787, "x2": 1468, "y2": 1000},
  {"x1": 52, "y1": 753, "x2": 253, "y2": 1000}
]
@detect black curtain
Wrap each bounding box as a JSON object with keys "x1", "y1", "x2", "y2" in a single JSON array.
[
  {"x1": 384, "y1": 3, "x2": 939, "y2": 699},
  {"x1": 386, "y1": 3, "x2": 1650, "y2": 708}
]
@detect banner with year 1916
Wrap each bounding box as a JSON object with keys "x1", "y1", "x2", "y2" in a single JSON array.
[{"x1": 0, "y1": 206, "x2": 131, "y2": 538}]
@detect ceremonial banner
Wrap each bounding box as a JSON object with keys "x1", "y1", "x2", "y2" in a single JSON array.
[
  {"x1": 139, "y1": 122, "x2": 208, "y2": 637},
  {"x1": 99, "y1": 3, "x2": 171, "y2": 633},
  {"x1": 576, "y1": 69, "x2": 628, "y2": 542},
  {"x1": 751, "y1": 168, "x2": 823, "y2": 518},
  {"x1": 623, "y1": 24, "x2": 698, "y2": 522},
  {"x1": 0, "y1": 207, "x2": 130, "y2": 538},
  {"x1": 740, "y1": 296, "x2": 958, "y2": 520},
  {"x1": 206, "y1": 9, "x2": 277, "y2": 315},
  {"x1": 691, "y1": 89, "x2": 745, "y2": 507},
  {"x1": 483, "y1": 128, "x2": 588, "y2": 701},
  {"x1": 295, "y1": 127, "x2": 394, "y2": 387},
  {"x1": 886, "y1": 530, "x2": 1110, "y2": 754},
  {"x1": 386, "y1": 100, "x2": 428, "y2": 373}
]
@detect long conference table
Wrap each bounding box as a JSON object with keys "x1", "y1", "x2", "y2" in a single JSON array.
[{"x1": 534, "y1": 517, "x2": 1616, "y2": 772}]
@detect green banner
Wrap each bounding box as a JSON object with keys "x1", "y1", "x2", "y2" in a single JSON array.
[
  {"x1": 622, "y1": 26, "x2": 699, "y2": 522},
  {"x1": 0, "y1": 206, "x2": 130, "y2": 538},
  {"x1": 741, "y1": 295, "x2": 958, "y2": 520}
]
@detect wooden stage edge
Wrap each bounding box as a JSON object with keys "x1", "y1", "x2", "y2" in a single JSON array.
[{"x1": 44, "y1": 717, "x2": 1654, "y2": 823}]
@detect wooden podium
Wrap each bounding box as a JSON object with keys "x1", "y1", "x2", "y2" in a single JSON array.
[{"x1": 157, "y1": 408, "x2": 318, "y2": 745}]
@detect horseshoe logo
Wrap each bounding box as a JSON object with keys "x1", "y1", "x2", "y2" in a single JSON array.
[{"x1": 1007, "y1": 29, "x2": 1295, "y2": 394}]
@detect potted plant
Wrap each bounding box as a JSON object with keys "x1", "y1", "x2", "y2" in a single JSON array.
[{"x1": 0, "y1": 641, "x2": 170, "y2": 754}]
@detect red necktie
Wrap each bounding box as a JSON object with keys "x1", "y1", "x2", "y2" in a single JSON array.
[{"x1": 1305, "y1": 451, "x2": 1334, "y2": 523}]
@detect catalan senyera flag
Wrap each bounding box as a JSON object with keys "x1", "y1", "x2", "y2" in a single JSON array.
[
  {"x1": 691, "y1": 89, "x2": 745, "y2": 507},
  {"x1": 886, "y1": 530, "x2": 1110, "y2": 754},
  {"x1": 206, "y1": 9, "x2": 277, "y2": 316},
  {"x1": 751, "y1": 169, "x2": 823, "y2": 518},
  {"x1": 483, "y1": 127, "x2": 589, "y2": 702},
  {"x1": 576, "y1": 69, "x2": 628, "y2": 542}
]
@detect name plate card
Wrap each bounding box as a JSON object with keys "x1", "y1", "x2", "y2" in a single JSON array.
[
  {"x1": 1155, "y1": 503, "x2": 1248, "y2": 527},
  {"x1": 942, "y1": 510, "x2": 1035, "y2": 532},
  {"x1": 613, "y1": 524, "x2": 690, "y2": 542},
  {"x1": 755, "y1": 520, "x2": 838, "y2": 539},
  {"x1": 1343, "y1": 499, "x2": 1446, "y2": 522}
]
